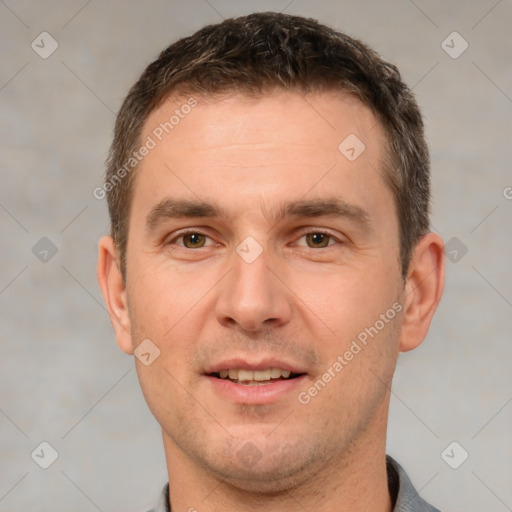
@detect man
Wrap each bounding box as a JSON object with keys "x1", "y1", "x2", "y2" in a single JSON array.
[{"x1": 97, "y1": 12, "x2": 444, "y2": 512}]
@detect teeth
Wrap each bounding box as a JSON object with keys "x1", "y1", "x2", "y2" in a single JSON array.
[
  {"x1": 270, "y1": 368, "x2": 282, "y2": 379},
  {"x1": 216, "y1": 368, "x2": 294, "y2": 381},
  {"x1": 238, "y1": 369, "x2": 253, "y2": 381},
  {"x1": 253, "y1": 369, "x2": 271, "y2": 381}
]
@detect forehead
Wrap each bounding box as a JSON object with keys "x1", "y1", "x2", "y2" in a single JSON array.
[
  {"x1": 143, "y1": 90, "x2": 385, "y2": 163},
  {"x1": 133, "y1": 90, "x2": 392, "y2": 221}
]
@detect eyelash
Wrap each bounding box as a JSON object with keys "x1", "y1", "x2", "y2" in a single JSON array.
[{"x1": 167, "y1": 229, "x2": 343, "y2": 248}]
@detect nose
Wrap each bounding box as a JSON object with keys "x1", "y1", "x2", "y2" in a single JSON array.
[{"x1": 214, "y1": 248, "x2": 293, "y2": 332}]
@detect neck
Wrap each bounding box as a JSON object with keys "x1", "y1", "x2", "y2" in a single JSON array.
[{"x1": 163, "y1": 399, "x2": 393, "y2": 512}]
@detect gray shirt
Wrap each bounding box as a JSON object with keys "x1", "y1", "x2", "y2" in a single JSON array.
[{"x1": 146, "y1": 456, "x2": 441, "y2": 511}]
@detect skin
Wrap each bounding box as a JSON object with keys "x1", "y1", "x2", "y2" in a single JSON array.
[{"x1": 98, "y1": 90, "x2": 444, "y2": 512}]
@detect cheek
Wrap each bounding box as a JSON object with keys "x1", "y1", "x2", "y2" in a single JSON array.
[
  {"x1": 321, "y1": 307, "x2": 401, "y2": 400},
  {"x1": 289, "y1": 262, "x2": 401, "y2": 337},
  {"x1": 134, "y1": 360, "x2": 193, "y2": 445},
  {"x1": 127, "y1": 258, "x2": 200, "y2": 331},
  {"x1": 126, "y1": 261, "x2": 217, "y2": 382},
  {"x1": 290, "y1": 262, "x2": 402, "y2": 399}
]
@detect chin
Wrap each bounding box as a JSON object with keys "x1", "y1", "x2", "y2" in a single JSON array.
[
  {"x1": 200, "y1": 437, "x2": 331, "y2": 494},
  {"x1": 211, "y1": 463, "x2": 313, "y2": 495}
]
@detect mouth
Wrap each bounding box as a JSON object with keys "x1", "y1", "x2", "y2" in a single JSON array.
[
  {"x1": 204, "y1": 359, "x2": 308, "y2": 404},
  {"x1": 208, "y1": 368, "x2": 304, "y2": 386}
]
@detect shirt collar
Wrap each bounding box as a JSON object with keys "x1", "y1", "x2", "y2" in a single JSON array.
[{"x1": 387, "y1": 456, "x2": 442, "y2": 511}]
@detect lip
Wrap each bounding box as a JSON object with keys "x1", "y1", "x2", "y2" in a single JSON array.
[
  {"x1": 204, "y1": 373, "x2": 308, "y2": 405},
  {"x1": 203, "y1": 357, "x2": 309, "y2": 405},
  {"x1": 204, "y1": 357, "x2": 306, "y2": 375}
]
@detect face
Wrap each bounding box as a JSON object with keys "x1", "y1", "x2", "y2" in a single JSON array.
[{"x1": 120, "y1": 91, "x2": 407, "y2": 490}]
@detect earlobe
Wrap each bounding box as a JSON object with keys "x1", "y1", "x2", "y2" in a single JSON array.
[
  {"x1": 97, "y1": 236, "x2": 134, "y2": 355},
  {"x1": 399, "y1": 232, "x2": 445, "y2": 352}
]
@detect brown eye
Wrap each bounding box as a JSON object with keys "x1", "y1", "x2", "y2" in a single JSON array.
[
  {"x1": 182, "y1": 233, "x2": 207, "y2": 248},
  {"x1": 305, "y1": 233, "x2": 331, "y2": 248}
]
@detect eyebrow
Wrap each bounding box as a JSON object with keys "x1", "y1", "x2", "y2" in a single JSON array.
[
  {"x1": 146, "y1": 198, "x2": 222, "y2": 230},
  {"x1": 282, "y1": 198, "x2": 372, "y2": 229},
  {"x1": 145, "y1": 197, "x2": 373, "y2": 232}
]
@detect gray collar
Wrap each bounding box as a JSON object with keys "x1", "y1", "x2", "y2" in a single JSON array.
[{"x1": 387, "y1": 456, "x2": 442, "y2": 511}]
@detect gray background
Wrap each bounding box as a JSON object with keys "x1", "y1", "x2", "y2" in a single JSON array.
[{"x1": 0, "y1": 0, "x2": 511, "y2": 510}]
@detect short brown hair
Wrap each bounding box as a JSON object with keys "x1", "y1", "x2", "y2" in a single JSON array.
[{"x1": 105, "y1": 11, "x2": 430, "y2": 280}]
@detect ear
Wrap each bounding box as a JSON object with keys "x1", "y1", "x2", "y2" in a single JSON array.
[
  {"x1": 399, "y1": 232, "x2": 445, "y2": 352},
  {"x1": 97, "y1": 235, "x2": 133, "y2": 355}
]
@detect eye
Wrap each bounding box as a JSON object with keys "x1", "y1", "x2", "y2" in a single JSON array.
[
  {"x1": 297, "y1": 232, "x2": 337, "y2": 249},
  {"x1": 172, "y1": 232, "x2": 213, "y2": 248},
  {"x1": 183, "y1": 233, "x2": 206, "y2": 248}
]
